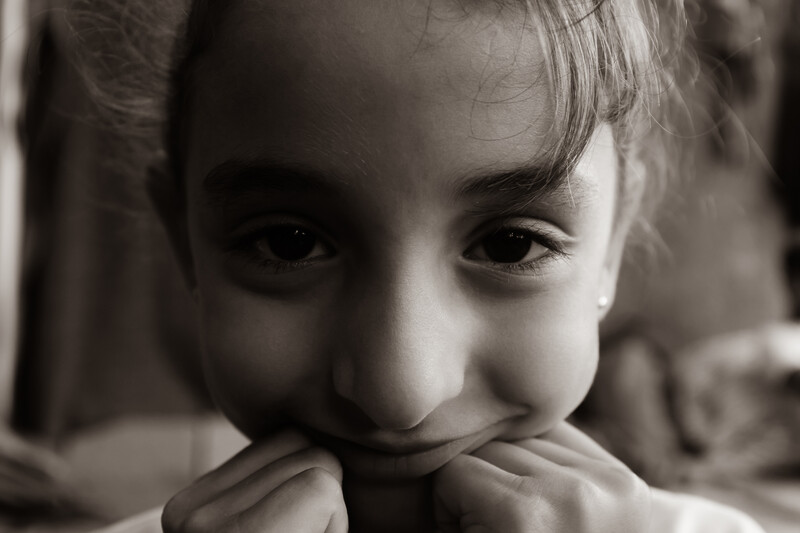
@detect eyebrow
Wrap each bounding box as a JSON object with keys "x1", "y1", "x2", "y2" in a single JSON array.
[
  {"x1": 455, "y1": 165, "x2": 585, "y2": 216},
  {"x1": 201, "y1": 159, "x2": 346, "y2": 209},
  {"x1": 201, "y1": 157, "x2": 584, "y2": 214}
]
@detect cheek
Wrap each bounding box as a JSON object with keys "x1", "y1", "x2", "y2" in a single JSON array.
[
  {"x1": 480, "y1": 289, "x2": 599, "y2": 425},
  {"x1": 196, "y1": 283, "x2": 329, "y2": 437}
]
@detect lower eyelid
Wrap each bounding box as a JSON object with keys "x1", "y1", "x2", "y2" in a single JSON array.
[
  {"x1": 220, "y1": 231, "x2": 336, "y2": 276},
  {"x1": 479, "y1": 243, "x2": 572, "y2": 275},
  {"x1": 486, "y1": 250, "x2": 555, "y2": 272}
]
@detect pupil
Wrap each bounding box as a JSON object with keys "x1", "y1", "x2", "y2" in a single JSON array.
[
  {"x1": 266, "y1": 226, "x2": 317, "y2": 261},
  {"x1": 483, "y1": 230, "x2": 532, "y2": 263}
]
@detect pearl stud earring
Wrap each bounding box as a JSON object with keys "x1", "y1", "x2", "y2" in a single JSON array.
[{"x1": 598, "y1": 295, "x2": 609, "y2": 309}]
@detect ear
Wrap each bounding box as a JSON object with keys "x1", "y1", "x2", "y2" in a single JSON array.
[
  {"x1": 147, "y1": 157, "x2": 197, "y2": 291},
  {"x1": 598, "y1": 155, "x2": 646, "y2": 321}
]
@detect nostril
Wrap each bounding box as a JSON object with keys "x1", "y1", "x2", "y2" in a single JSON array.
[
  {"x1": 356, "y1": 389, "x2": 439, "y2": 431},
  {"x1": 344, "y1": 366, "x2": 463, "y2": 431},
  {"x1": 331, "y1": 365, "x2": 443, "y2": 430}
]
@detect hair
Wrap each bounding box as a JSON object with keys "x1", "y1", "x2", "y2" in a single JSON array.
[{"x1": 67, "y1": 0, "x2": 692, "y2": 232}]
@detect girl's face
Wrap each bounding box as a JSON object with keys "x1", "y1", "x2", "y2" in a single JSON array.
[{"x1": 170, "y1": 0, "x2": 627, "y2": 480}]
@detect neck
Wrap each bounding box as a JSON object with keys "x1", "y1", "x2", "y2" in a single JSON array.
[{"x1": 343, "y1": 473, "x2": 436, "y2": 533}]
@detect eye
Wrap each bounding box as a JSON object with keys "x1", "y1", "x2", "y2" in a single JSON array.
[
  {"x1": 465, "y1": 225, "x2": 558, "y2": 269},
  {"x1": 480, "y1": 228, "x2": 543, "y2": 263},
  {"x1": 226, "y1": 221, "x2": 336, "y2": 274},
  {"x1": 256, "y1": 224, "x2": 327, "y2": 262}
]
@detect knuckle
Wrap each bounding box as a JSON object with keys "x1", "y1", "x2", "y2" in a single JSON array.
[
  {"x1": 163, "y1": 490, "x2": 223, "y2": 533},
  {"x1": 602, "y1": 464, "x2": 648, "y2": 498},
  {"x1": 573, "y1": 468, "x2": 651, "y2": 528},
  {"x1": 181, "y1": 507, "x2": 215, "y2": 533},
  {"x1": 299, "y1": 446, "x2": 343, "y2": 480},
  {"x1": 490, "y1": 468, "x2": 652, "y2": 532},
  {"x1": 545, "y1": 472, "x2": 600, "y2": 512},
  {"x1": 161, "y1": 505, "x2": 214, "y2": 533},
  {"x1": 296, "y1": 467, "x2": 345, "y2": 516},
  {"x1": 297, "y1": 466, "x2": 343, "y2": 496},
  {"x1": 618, "y1": 471, "x2": 651, "y2": 512},
  {"x1": 623, "y1": 470, "x2": 649, "y2": 497},
  {"x1": 598, "y1": 471, "x2": 652, "y2": 529},
  {"x1": 572, "y1": 474, "x2": 605, "y2": 505},
  {"x1": 508, "y1": 474, "x2": 544, "y2": 502},
  {"x1": 162, "y1": 490, "x2": 195, "y2": 532},
  {"x1": 495, "y1": 475, "x2": 542, "y2": 530}
]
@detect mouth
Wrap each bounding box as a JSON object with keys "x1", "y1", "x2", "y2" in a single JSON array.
[{"x1": 300, "y1": 423, "x2": 507, "y2": 480}]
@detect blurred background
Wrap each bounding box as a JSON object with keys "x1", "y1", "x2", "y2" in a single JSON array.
[{"x1": 1, "y1": 0, "x2": 799, "y2": 531}]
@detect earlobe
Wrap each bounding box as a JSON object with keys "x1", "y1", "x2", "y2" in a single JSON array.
[
  {"x1": 147, "y1": 157, "x2": 197, "y2": 291},
  {"x1": 599, "y1": 154, "x2": 646, "y2": 321},
  {"x1": 598, "y1": 269, "x2": 618, "y2": 321},
  {"x1": 598, "y1": 246, "x2": 623, "y2": 321},
  {"x1": 599, "y1": 215, "x2": 630, "y2": 319}
]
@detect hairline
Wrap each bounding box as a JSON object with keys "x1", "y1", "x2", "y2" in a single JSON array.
[{"x1": 166, "y1": 0, "x2": 656, "y2": 228}]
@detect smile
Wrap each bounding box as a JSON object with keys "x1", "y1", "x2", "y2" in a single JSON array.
[{"x1": 301, "y1": 423, "x2": 505, "y2": 480}]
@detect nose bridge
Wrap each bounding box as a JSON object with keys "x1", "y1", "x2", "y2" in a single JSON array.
[{"x1": 334, "y1": 257, "x2": 465, "y2": 430}]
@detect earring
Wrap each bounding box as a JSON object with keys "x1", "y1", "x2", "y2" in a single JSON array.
[{"x1": 598, "y1": 295, "x2": 609, "y2": 309}]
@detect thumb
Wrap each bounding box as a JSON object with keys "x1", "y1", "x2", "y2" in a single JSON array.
[{"x1": 433, "y1": 454, "x2": 532, "y2": 533}]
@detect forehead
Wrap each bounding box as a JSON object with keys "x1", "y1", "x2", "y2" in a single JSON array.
[{"x1": 185, "y1": 0, "x2": 558, "y2": 184}]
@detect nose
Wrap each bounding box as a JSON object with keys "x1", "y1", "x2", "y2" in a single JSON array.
[{"x1": 332, "y1": 262, "x2": 466, "y2": 430}]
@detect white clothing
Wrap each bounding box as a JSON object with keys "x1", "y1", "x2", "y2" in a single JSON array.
[{"x1": 96, "y1": 487, "x2": 766, "y2": 532}]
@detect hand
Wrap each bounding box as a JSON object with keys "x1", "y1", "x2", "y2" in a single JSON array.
[
  {"x1": 162, "y1": 428, "x2": 348, "y2": 533},
  {"x1": 433, "y1": 422, "x2": 650, "y2": 532}
]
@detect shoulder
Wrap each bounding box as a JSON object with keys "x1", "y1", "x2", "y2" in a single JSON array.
[
  {"x1": 92, "y1": 507, "x2": 164, "y2": 533},
  {"x1": 649, "y1": 488, "x2": 766, "y2": 533}
]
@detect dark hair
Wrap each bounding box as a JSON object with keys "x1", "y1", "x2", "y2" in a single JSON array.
[{"x1": 68, "y1": 0, "x2": 691, "y2": 225}]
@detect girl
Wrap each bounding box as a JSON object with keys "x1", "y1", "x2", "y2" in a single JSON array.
[{"x1": 76, "y1": 0, "x2": 766, "y2": 531}]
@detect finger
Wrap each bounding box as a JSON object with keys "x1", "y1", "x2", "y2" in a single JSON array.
[
  {"x1": 235, "y1": 467, "x2": 348, "y2": 533},
  {"x1": 193, "y1": 428, "x2": 313, "y2": 489},
  {"x1": 534, "y1": 422, "x2": 625, "y2": 466},
  {"x1": 434, "y1": 454, "x2": 542, "y2": 533},
  {"x1": 164, "y1": 429, "x2": 313, "y2": 525},
  {"x1": 488, "y1": 438, "x2": 651, "y2": 530},
  {"x1": 482, "y1": 438, "x2": 632, "y2": 476},
  {"x1": 191, "y1": 446, "x2": 342, "y2": 521},
  {"x1": 472, "y1": 440, "x2": 564, "y2": 474},
  {"x1": 437, "y1": 448, "x2": 649, "y2": 533}
]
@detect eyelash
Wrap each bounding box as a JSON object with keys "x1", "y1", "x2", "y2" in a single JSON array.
[
  {"x1": 225, "y1": 220, "x2": 569, "y2": 276},
  {"x1": 225, "y1": 225, "x2": 335, "y2": 274},
  {"x1": 465, "y1": 225, "x2": 569, "y2": 275},
  {"x1": 253, "y1": 255, "x2": 324, "y2": 274}
]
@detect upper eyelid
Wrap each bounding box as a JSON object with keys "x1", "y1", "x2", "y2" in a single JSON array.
[
  {"x1": 226, "y1": 212, "x2": 570, "y2": 250},
  {"x1": 466, "y1": 217, "x2": 568, "y2": 245},
  {"x1": 222, "y1": 221, "x2": 335, "y2": 262},
  {"x1": 467, "y1": 214, "x2": 561, "y2": 232},
  {"x1": 224, "y1": 224, "x2": 336, "y2": 274},
  {"x1": 228, "y1": 213, "x2": 336, "y2": 242}
]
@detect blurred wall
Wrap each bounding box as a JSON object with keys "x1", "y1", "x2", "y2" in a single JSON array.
[
  {"x1": 0, "y1": 0, "x2": 28, "y2": 421},
  {"x1": 13, "y1": 6, "x2": 212, "y2": 442},
  {"x1": 605, "y1": 0, "x2": 793, "y2": 351},
  {"x1": 12, "y1": 0, "x2": 798, "y2": 442}
]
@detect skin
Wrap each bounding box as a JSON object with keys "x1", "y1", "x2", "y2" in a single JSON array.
[{"x1": 154, "y1": 0, "x2": 649, "y2": 531}]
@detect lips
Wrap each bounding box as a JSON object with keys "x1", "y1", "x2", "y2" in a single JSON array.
[{"x1": 301, "y1": 423, "x2": 505, "y2": 479}]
